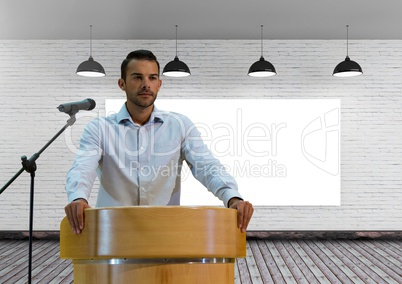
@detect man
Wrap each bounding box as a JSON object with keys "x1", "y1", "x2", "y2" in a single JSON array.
[{"x1": 65, "y1": 50, "x2": 253, "y2": 234}]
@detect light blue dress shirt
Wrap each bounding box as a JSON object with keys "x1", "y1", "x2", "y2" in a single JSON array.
[{"x1": 66, "y1": 103, "x2": 242, "y2": 207}]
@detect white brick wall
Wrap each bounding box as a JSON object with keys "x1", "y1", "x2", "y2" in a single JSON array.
[{"x1": 0, "y1": 39, "x2": 401, "y2": 230}]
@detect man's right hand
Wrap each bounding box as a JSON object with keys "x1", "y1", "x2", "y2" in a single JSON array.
[{"x1": 64, "y1": 199, "x2": 91, "y2": 234}]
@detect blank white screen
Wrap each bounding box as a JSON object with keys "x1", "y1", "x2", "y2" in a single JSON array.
[{"x1": 106, "y1": 99, "x2": 341, "y2": 206}]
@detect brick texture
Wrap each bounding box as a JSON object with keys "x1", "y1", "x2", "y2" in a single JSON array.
[{"x1": 0, "y1": 40, "x2": 401, "y2": 230}]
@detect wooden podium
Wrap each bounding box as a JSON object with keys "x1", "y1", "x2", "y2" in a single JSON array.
[{"x1": 60, "y1": 206, "x2": 246, "y2": 283}]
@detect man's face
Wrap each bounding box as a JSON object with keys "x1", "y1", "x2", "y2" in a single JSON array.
[{"x1": 118, "y1": 59, "x2": 162, "y2": 108}]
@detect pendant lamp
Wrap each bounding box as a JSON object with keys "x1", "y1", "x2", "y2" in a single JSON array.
[
  {"x1": 76, "y1": 25, "x2": 106, "y2": 77},
  {"x1": 248, "y1": 25, "x2": 276, "y2": 77},
  {"x1": 333, "y1": 25, "x2": 362, "y2": 77},
  {"x1": 163, "y1": 25, "x2": 191, "y2": 77}
]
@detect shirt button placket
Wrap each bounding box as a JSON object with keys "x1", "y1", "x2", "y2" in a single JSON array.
[{"x1": 138, "y1": 126, "x2": 149, "y2": 205}]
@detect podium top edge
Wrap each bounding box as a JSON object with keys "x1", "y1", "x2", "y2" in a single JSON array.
[
  {"x1": 60, "y1": 205, "x2": 246, "y2": 259},
  {"x1": 84, "y1": 206, "x2": 234, "y2": 211}
]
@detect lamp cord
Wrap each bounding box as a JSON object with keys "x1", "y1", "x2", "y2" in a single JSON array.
[
  {"x1": 346, "y1": 24, "x2": 349, "y2": 57},
  {"x1": 260, "y1": 25, "x2": 264, "y2": 57},
  {"x1": 175, "y1": 25, "x2": 178, "y2": 57},
  {"x1": 89, "y1": 25, "x2": 93, "y2": 58}
]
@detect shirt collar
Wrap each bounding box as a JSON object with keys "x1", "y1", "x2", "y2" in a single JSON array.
[{"x1": 116, "y1": 103, "x2": 164, "y2": 125}]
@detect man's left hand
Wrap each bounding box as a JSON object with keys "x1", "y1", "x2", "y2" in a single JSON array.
[{"x1": 229, "y1": 198, "x2": 254, "y2": 233}]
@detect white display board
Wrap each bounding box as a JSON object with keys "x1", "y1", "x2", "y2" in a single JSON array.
[{"x1": 106, "y1": 99, "x2": 341, "y2": 206}]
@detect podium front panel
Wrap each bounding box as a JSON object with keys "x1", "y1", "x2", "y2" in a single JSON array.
[{"x1": 60, "y1": 206, "x2": 246, "y2": 283}]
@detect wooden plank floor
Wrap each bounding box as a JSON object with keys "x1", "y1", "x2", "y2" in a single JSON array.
[{"x1": 0, "y1": 238, "x2": 401, "y2": 283}]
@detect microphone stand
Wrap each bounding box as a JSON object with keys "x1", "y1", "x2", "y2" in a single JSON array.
[{"x1": 0, "y1": 113, "x2": 77, "y2": 284}]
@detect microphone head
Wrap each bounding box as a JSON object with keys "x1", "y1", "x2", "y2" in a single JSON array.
[
  {"x1": 57, "y1": 105, "x2": 65, "y2": 112},
  {"x1": 86, "y1": 98, "x2": 96, "y2": 110}
]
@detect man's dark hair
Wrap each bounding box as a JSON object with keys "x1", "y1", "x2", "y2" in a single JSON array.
[{"x1": 120, "y1": 50, "x2": 160, "y2": 80}]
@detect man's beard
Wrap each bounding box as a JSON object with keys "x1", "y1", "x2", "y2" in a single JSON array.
[{"x1": 129, "y1": 93, "x2": 157, "y2": 108}]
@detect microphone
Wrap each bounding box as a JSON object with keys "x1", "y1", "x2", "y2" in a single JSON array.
[{"x1": 57, "y1": 98, "x2": 96, "y2": 114}]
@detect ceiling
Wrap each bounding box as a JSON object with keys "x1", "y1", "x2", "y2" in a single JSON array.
[{"x1": 1, "y1": 0, "x2": 401, "y2": 40}]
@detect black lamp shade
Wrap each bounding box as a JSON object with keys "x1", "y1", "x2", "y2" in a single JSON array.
[
  {"x1": 76, "y1": 56, "x2": 106, "y2": 77},
  {"x1": 333, "y1": 56, "x2": 363, "y2": 77},
  {"x1": 248, "y1": 56, "x2": 276, "y2": 77},
  {"x1": 163, "y1": 56, "x2": 191, "y2": 77}
]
